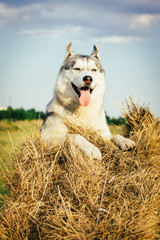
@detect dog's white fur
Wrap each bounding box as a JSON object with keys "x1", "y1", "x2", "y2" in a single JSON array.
[{"x1": 41, "y1": 42, "x2": 135, "y2": 159}]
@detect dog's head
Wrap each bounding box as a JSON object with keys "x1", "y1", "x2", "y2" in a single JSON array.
[{"x1": 57, "y1": 42, "x2": 105, "y2": 107}]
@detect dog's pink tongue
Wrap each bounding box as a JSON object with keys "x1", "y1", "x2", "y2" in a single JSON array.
[{"x1": 79, "y1": 89, "x2": 91, "y2": 106}]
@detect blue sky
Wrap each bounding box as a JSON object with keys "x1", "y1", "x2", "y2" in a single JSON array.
[{"x1": 0, "y1": 0, "x2": 160, "y2": 117}]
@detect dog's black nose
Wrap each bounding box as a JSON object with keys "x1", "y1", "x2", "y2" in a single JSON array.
[{"x1": 83, "y1": 75, "x2": 93, "y2": 84}]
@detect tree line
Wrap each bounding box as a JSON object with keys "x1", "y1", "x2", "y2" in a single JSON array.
[
  {"x1": 0, "y1": 107, "x2": 125, "y2": 125},
  {"x1": 106, "y1": 115, "x2": 126, "y2": 126},
  {"x1": 0, "y1": 107, "x2": 46, "y2": 121}
]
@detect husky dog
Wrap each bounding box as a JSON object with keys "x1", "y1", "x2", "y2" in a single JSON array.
[{"x1": 41, "y1": 42, "x2": 135, "y2": 159}]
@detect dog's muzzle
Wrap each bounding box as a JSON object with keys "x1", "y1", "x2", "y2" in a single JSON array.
[{"x1": 71, "y1": 82, "x2": 93, "y2": 107}]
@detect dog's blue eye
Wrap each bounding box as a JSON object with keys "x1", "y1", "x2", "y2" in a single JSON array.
[
  {"x1": 92, "y1": 69, "x2": 97, "y2": 72},
  {"x1": 73, "y1": 68, "x2": 80, "y2": 71}
]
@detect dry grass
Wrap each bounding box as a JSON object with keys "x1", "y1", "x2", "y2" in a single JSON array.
[{"x1": 0, "y1": 98, "x2": 160, "y2": 240}]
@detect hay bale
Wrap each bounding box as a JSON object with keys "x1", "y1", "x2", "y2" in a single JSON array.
[{"x1": 0, "y1": 99, "x2": 160, "y2": 240}]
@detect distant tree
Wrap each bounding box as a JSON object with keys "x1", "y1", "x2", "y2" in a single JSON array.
[
  {"x1": 15, "y1": 108, "x2": 26, "y2": 120},
  {"x1": 105, "y1": 112, "x2": 126, "y2": 126},
  {"x1": 0, "y1": 110, "x2": 7, "y2": 120},
  {"x1": 26, "y1": 109, "x2": 37, "y2": 120},
  {"x1": 7, "y1": 107, "x2": 13, "y2": 119},
  {"x1": 0, "y1": 107, "x2": 46, "y2": 121}
]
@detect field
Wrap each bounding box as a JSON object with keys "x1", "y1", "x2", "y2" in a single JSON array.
[
  {"x1": 0, "y1": 119, "x2": 42, "y2": 163},
  {"x1": 0, "y1": 120, "x2": 42, "y2": 203},
  {"x1": 0, "y1": 101, "x2": 159, "y2": 240}
]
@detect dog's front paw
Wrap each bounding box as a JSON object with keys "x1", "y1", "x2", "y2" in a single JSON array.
[
  {"x1": 71, "y1": 134, "x2": 102, "y2": 159},
  {"x1": 83, "y1": 144, "x2": 102, "y2": 159},
  {"x1": 111, "y1": 135, "x2": 135, "y2": 150}
]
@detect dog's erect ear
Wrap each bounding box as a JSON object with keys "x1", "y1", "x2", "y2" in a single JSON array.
[
  {"x1": 91, "y1": 44, "x2": 100, "y2": 60},
  {"x1": 65, "y1": 42, "x2": 75, "y2": 60}
]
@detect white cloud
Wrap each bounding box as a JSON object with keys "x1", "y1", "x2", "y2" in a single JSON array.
[
  {"x1": 0, "y1": 3, "x2": 17, "y2": 26},
  {"x1": 121, "y1": 0, "x2": 159, "y2": 6},
  {"x1": 0, "y1": 3, "x2": 44, "y2": 27},
  {"x1": 92, "y1": 36, "x2": 144, "y2": 44},
  {"x1": 19, "y1": 26, "x2": 83, "y2": 38},
  {"x1": 0, "y1": 2, "x2": 89, "y2": 27},
  {"x1": 20, "y1": 29, "x2": 60, "y2": 38},
  {"x1": 131, "y1": 14, "x2": 160, "y2": 29}
]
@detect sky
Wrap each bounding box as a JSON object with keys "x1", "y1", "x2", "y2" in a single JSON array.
[{"x1": 0, "y1": 0, "x2": 160, "y2": 117}]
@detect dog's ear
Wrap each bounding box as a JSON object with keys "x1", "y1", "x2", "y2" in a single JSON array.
[
  {"x1": 65, "y1": 42, "x2": 75, "y2": 60},
  {"x1": 91, "y1": 44, "x2": 100, "y2": 60}
]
